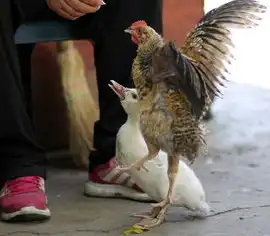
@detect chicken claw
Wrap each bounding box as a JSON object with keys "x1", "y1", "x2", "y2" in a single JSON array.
[
  {"x1": 131, "y1": 212, "x2": 152, "y2": 219},
  {"x1": 118, "y1": 151, "x2": 160, "y2": 173},
  {"x1": 131, "y1": 206, "x2": 162, "y2": 219},
  {"x1": 134, "y1": 205, "x2": 169, "y2": 229},
  {"x1": 151, "y1": 197, "x2": 171, "y2": 208},
  {"x1": 117, "y1": 159, "x2": 149, "y2": 172}
]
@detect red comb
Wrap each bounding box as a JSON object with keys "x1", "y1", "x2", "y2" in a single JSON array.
[{"x1": 131, "y1": 20, "x2": 147, "y2": 27}]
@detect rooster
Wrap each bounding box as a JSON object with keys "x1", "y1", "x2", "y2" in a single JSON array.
[{"x1": 118, "y1": 0, "x2": 267, "y2": 229}]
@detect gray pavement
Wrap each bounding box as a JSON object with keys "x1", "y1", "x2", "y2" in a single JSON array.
[{"x1": 1, "y1": 82, "x2": 270, "y2": 236}]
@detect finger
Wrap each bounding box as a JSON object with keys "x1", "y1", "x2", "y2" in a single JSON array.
[
  {"x1": 65, "y1": 0, "x2": 101, "y2": 13},
  {"x1": 61, "y1": 0, "x2": 85, "y2": 18},
  {"x1": 58, "y1": 8, "x2": 80, "y2": 20},
  {"x1": 81, "y1": 0, "x2": 105, "y2": 7},
  {"x1": 47, "y1": 0, "x2": 82, "y2": 20}
]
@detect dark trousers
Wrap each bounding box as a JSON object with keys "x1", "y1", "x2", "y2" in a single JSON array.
[{"x1": 0, "y1": 0, "x2": 163, "y2": 182}]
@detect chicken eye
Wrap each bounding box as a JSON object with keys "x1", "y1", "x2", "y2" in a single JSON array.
[
  {"x1": 132, "y1": 93, "x2": 138, "y2": 99},
  {"x1": 137, "y1": 28, "x2": 144, "y2": 35}
]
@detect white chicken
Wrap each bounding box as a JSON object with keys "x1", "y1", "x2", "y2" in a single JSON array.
[{"x1": 108, "y1": 80, "x2": 211, "y2": 219}]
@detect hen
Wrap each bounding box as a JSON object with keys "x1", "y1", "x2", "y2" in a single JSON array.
[{"x1": 119, "y1": 0, "x2": 267, "y2": 229}]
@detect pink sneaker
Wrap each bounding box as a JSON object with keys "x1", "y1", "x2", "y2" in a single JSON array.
[
  {"x1": 0, "y1": 176, "x2": 51, "y2": 222},
  {"x1": 84, "y1": 158, "x2": 151, "y2": 202}
]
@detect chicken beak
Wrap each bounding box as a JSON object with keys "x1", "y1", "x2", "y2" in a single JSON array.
[
  {"x1": 124, "y1": 27, "x2": 132, "y2": 34},
  {"x1": 108, "y1": 80, "x2": 125, "y2": 100}
]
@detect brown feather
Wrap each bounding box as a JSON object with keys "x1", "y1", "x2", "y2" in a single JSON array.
[
  {"x1": 151, "y1": 41, "x2": 208, "y2": 120},
  {"x1": 180, "y1": 0, "x2": 266, "y2": 102}
]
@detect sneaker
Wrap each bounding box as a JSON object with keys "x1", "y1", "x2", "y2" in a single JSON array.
[
  {"x1": 0, "y1": 176, "x2": 51, "y2": 222},
  {"x1": 84, "y1": 158, "x2": 152, "y2": 202}
]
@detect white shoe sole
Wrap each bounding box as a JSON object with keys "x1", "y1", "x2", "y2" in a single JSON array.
[
  {"x1": 84, "y1": 180, "x2": 153, "y2": 202},
  {"x1": 1, "y1": 206, "x2": 51, "y2": 222}
]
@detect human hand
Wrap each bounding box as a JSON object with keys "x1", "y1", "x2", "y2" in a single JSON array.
[{"x1": 47, "y1": 0, "x2": 106, "y2": 20}]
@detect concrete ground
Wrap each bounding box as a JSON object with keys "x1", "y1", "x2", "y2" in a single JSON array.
[{"x1": 1, "y1": 82, "x2": 270, "y2": 235}]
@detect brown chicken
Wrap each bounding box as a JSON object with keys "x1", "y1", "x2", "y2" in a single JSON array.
[{"x1": 119, "y1": 0, "x2": 267, "y2": 229}]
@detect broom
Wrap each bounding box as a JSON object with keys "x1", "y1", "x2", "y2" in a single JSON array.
[{"x1": 56, "y1": 40, "x2": 99, "y2": 169}]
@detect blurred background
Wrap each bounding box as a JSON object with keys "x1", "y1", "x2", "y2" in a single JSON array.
[
  {"x1": 205, "y1": 0, "x2": 270, "y2": 89},
  {"x1": 29, "y1": 0, "x2": 270, "y2": 157}
]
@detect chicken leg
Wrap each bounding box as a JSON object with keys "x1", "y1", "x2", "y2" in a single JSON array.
[
  {"x1": 116, "y1": 153, "x2": 152, "y2": 172},
  {"x1": 117, "y1": 143, "x2": 159, "y2": 172},
  {"x1": 152, "y1": 156, "x2": 179, "y2": 208},
  {"x1": 134, "y1": 155, "x2": 180, "y2": 229}
]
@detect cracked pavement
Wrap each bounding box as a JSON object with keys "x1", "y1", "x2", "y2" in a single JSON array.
[{"x1": 1, "y1": 83, "x2": 270, "y2": 235}]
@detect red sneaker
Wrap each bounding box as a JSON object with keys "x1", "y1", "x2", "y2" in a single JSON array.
[
  {"x1": 84, "y1": 158, "x2": 151, "y2": 202},
  {"x1": 0, "y1": 176, "x2": 51, "y2": 222}
]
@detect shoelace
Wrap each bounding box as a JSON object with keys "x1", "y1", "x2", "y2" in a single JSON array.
[{"x1": 5, "y1": 176, "x2": 41, "y2": 195}]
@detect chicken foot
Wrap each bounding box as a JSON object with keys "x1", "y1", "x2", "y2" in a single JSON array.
[
  {"x1": 134, "y1": 204, "x2": 169, "y2": 229},
  {"x1": 117, "y1": 148, "x2": 159, "y2": 172},
  {"x1": 131, "y1": 206, "x2": 162, "y2": 219},
  {"x1": 133, "y1": 156, "x2": 180, "y2": 229},
  {"x1": 117, "y1": 155, "x2": 150, "y2": 172}
]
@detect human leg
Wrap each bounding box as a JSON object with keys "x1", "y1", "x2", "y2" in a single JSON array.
[
  {"x1": 16, "y1": 44, "x2": 35, "y2": 122},
  {"x1": 0, "y1": 0, "x2": 50, "y2": 222},
  {"x1": 84, "y1": 0, "x2": 163, "y2": 200}
]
